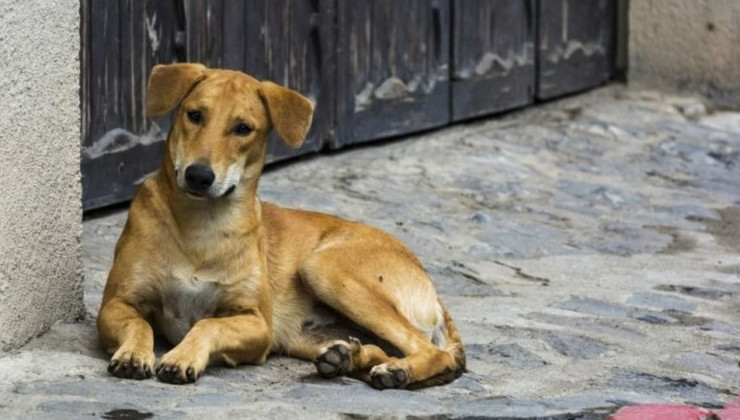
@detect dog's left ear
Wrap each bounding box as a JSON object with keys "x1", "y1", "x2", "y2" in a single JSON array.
[{"x1": 259, "y1": 81, "x2": 314, "y2": 148}]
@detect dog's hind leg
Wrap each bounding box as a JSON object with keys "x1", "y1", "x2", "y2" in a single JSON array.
[
  {"x1": 298, "y1": 245, "x2": 465, "y2": 389},
  {"x1": 282, "y1": 309, "x2": 399, "y2": 380},
  {"x1": 287, "y1": 333, "x2": 398, "y2": 380}
]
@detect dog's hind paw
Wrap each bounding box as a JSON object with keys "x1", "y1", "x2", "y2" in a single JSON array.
[
  {"x1": 369, "y1": 363, "x2": 409, "y2": 390},
  {"x1": 314, "y1": 342, "x2": 351, "y2": 378}
]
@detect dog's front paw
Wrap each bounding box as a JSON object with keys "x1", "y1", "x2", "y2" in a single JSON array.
[
  {"x1": 156, "y1": 347, "x2": 208, "y2": 384},
  {"x1": 369, "y1": 363, "x2": 409, "y2": 390},
  {"x1": 108, "y1": 347, "x2": 155, "y2": 380}
]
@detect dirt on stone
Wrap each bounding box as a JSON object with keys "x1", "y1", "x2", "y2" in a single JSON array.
[
  {"x1": 700, "y1": 207, "x2": 740, "y2": 252},
  {"x1": 651, "y1": 225, "x2": 697, "y2": 255}
]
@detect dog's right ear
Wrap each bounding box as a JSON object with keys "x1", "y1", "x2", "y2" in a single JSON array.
[{"x1": 146, "y1": 63, "x2": 207, "y2": 119}]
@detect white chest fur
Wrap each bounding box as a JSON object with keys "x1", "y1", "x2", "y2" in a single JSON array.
[{"x1": 158, "y1": 274, "x2": 221, "y2": 345}]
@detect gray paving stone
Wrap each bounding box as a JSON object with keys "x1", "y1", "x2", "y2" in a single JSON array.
[
  {"x1": 700, "y1": 321, "x2": 740, "y2": 337},
  {"x1": 526, "y1": 313, "x2": 645, "y2": 342},
  {"x1": 626, "y1": 292, "x2": 696, "y2": 312},
  {"x1": 557, "y1": 297, "x2": 631, "y2": 318},
  {"x1": 3, "y1": 87, "x2": 740, "y2": 419},
  {"x1": 653, "y1": 284, "x2": 732, "y2": 300},
  {"x1": 665, "y1": 352, "x2": 740, "y2": 382},
  {"x1": 543, "y1": 332, "x2": 611, "y2": 359},
  {"x1": 716, "y1": 342, "x2": 740, "y2": 355},
  {"x1": 604, "y1": 369, "x2": 729, "y2": 408},
  {"x1": 467, "y1": 343, "x2": 549, "y2": 369}
]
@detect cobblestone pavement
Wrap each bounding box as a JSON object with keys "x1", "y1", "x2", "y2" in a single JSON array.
[{"x1": 2, "y1": 87, "x2": 740, "y2": 419}]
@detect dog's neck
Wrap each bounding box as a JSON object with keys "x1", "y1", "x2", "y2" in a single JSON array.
[{"x1": 156, "y1": 157, "x2": 263, "y2": 258}]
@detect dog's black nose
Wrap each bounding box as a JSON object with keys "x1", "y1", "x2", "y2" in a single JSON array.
[{"x1": 184, "y1": 164, "x2": 215, "y2": 192}]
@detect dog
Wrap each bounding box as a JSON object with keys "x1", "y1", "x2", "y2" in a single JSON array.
[{"x1": 97, "y1": 63, "x2": 465, "y2": 389}]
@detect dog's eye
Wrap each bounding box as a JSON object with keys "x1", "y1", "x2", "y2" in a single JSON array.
[
  {"x1": 234, "y1": 123, "x2": 253, "y2": 136},
  {"x1": 187, "y1": 110, "x2": 202, "y2": 124}
]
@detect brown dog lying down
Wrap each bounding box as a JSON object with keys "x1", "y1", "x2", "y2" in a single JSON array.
[{"x1": 97, "y1": 63, "x2": 465, "y2": 389}]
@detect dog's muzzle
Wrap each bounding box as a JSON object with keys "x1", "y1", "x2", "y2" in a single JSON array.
[{"x1": 178, "y1": 163, "x2": 239, "y2": 199}]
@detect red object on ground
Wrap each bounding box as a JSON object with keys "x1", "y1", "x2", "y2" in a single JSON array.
[
  {"x1": 610, "y1": 396, "x2": 740, "y2": 420},
  {"x1": 610, "y1": 404, "x2": 712, "y2": 420},
  {"x1": 717, "y1": 396, "x2": 740, "y2": 420}
]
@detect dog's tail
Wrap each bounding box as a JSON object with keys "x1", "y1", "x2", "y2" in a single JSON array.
[{"x1": 408, "y1": 301, "x2": 467, "y2": 389}]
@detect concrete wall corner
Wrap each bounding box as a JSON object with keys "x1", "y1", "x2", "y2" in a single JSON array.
[{"x1": 0, "y1": 0, "x2": 84, "y2": 350}]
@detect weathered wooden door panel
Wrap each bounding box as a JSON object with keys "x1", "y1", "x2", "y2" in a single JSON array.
[
  {"x1": 451, "y1": 0, "x2": 535, "y2": 121},
  {"x1": 183, "y1": 0, "x2": 335, "y2": 162},
  {"x1": 335, "y1": 0, "x2": 450, "y2": 147},
  {"x1": 81, "y1": 0, "x2": 179, "y2": 210},
  {"x1": 536, "y1": 0, "x2": 615, "y2": 100}
]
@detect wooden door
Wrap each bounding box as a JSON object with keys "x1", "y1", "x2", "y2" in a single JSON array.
[
  {"x1": 451, "y1": 0, "x2": 536, "y2": 121},
  {"x1": 536, "y1": 0, "x2": 615, "y2": 100},
  {"x1": 81, "y1": 0, "x2": 180, "y2": 210},
  {"x1": 335, "y1": 0, "x2": 451, "y2": 147},
  {"x1": 81, "y1": 0, "x2": 618, "y2": 211}
]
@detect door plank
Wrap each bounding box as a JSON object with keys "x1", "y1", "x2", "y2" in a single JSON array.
[
  {"x1": 82, "y1": 0, "x2": 177, "y2": 210},
  {"x1": 335, "y1": 0, "x2": 451, "y2": 146},
  {"x1": 451, "y1": 0, "x2": 536, "y2": 121},
  {"x1": 536, "y1": 0, "x2": 615, "y2": 99}
]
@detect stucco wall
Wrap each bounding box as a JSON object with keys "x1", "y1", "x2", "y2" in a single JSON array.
[
  {"x1": 0, "y1": 0, "x2": 83, "y2": 350},
  {"x1": 629, "y1": 0, "x2": 740, "y2": 107}
]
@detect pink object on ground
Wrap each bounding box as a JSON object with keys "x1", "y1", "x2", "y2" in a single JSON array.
[
  {"x1": 610, "y1": 404, "x2": 713, "y2": 420},
  {"x1": 610, "y1": 396, "x2": 740, "y2": 420},
  {"x1": 717, "y1": 396, "x2": 740, "y2": 420}
]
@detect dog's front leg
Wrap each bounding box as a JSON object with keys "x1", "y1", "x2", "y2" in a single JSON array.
[
  {"x1": 156, "y1": 311, "x2": 270, "y2": 384},
  {"x1": 98, "y1": 298, "x2": 156, "y2": 380}
]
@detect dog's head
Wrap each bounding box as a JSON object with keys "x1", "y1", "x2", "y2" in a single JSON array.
[{"x1": 146, "y1": 63, "x2": 314, "y2": 200}]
